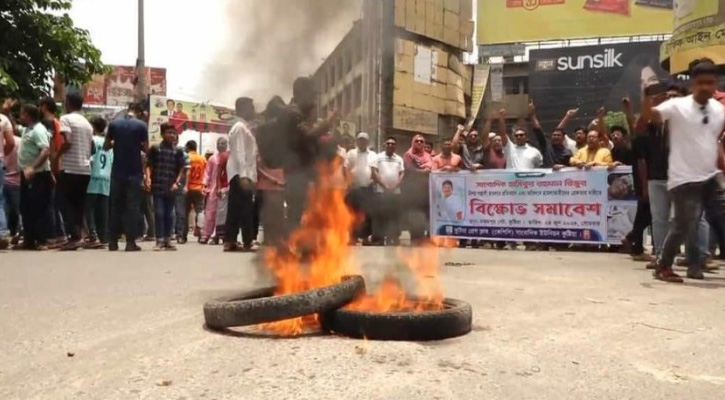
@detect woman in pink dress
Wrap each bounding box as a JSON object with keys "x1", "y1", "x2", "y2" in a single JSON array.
[{"x1": 199, "y1": 137, "x2": 228, "y2": 244}]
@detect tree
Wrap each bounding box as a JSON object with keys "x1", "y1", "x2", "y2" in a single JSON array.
[{"x1": 0, "y1": 0, "x2": 106, "y2": 100}]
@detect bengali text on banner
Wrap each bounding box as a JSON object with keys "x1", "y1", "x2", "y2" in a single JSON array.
[{"x1": 429, "y1": 167, "x2": 636, "y2": 245}]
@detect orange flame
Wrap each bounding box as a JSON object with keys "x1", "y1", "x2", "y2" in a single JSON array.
[
  {"x1": 346, "y1": 243, "x2": 444, "y2": 312},
  {"x1": 258, "y1": 161, "x2": 356, "y2": 336},
  {"x1": 258, "y1": 159, "x2": 445, "y2": 336}
]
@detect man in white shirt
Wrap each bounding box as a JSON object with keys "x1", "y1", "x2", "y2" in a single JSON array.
[
  {"x1": 223, "y1": 97, "x2": 259, "y2": 252},
  {"x1": 0, "y1": 112, "x2": 15, "y2": 248},
  {"x1": 57, "y1": 92, "x2": 94, "y2": 250},
  {"x1": 345, "y1": 132, "x2": 377, "y2": 244},
  {"x1": 437, "y1": 180, "x2": 464, "y2": 222},
  {"x1": 371, "y1": 136, "x2": 404, "y2": 246},
  {"x1": 503, "y1": 124, "x2": 543, "y2": 170},
  {"x1": 642, "y1": 60, "x2": 725, "y2": 282}
]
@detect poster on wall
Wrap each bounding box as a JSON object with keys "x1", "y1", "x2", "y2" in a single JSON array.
[
  {"x1": 149, "y1": 95, "x2": 235, "y2": 144},
  {"x1": 429, "y1": 167, "x2": 636, "y2": 245},
  {"x1": 529, "y1": 41, "x2": 669, "y2": 131}
]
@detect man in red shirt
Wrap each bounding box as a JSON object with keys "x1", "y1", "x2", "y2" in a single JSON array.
[{"x1": 431, "y1": 139, "x2": 461, "y2": 172}]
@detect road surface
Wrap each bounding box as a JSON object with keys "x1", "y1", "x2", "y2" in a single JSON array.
[{"x1": 1, "y1": 245, "x2": 724, "y2": 399}]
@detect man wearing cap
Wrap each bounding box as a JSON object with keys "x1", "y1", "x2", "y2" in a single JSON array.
[{"x1": 345, "y1": 132, "x2": 377, "y2": 245}]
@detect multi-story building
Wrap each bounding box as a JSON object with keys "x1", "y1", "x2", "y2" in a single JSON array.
[{"x1": 311, "y1": 0, "x2": 475, "y2": 151}]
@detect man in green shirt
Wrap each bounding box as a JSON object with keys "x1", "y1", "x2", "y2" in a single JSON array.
[{"x1": 17, "y1": 104, "x2": 53, "y2": 250}]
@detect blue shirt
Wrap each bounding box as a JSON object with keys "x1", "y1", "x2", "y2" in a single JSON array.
[
  {"x1": 107, "y1": 117, "x2": 148, "y2": 180},
  {"x1": 87, "y1": 136, "x2": 113, "y2": 196}
]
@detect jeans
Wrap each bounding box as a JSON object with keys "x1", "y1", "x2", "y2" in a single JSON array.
[
  {"x1": 647, "y1": 180, "x2": 669, "y2": 257},
  {"x1": 109, "y1": 177, "x2": 143, "y2": 244},
  {"x1": 224, "y1": 176, "x2": 255, "y2": 246},
  {"x1": 139, "y1": 191, "x2": 155, "y2": 239},
  {"x1": 685, "y1": 217, "x2": 710, "y2": 271},
  {"x1": 86, "y1": 193, "x2": 109, "y2": 243},
  {"x1": 153, "y1": 194, "x2": 175, "y2": 242},
  {"x1": 58, "y1": 172, "x2": 90, "y2": 241},
  {"x1": 20, "y1": 171, "x2": 53, "y2": 246},
  {"x1": 373, "y1": 192, "x2": 401, "y2": 242},
  {"x1": 657, "y1": 174, "x2": 725, "y2": 272},
  {"x1": 625, "y1": 200, "x2": 651, "y2": 255},
  {"x1": 346, "y1": 186, "x2": 374, "y2": 240},
  {"x1": 3, "y1": 184, "x2": 21, "y2": 236},
  {"x1": 0, "y1": 160, "x2": 7, "y2": 236},
  {"x1": 46, "y1": 185, "x2": 66, "y2": 241},
  {"x1": 649, "y1": 179, "x2": 708, "y2": 267},
  {"x1": 174, "y1": 191, "x2": 187, "y2": 238},
  {"x1": 184, "y1": 189, "x2": 204, "y2": 239}
]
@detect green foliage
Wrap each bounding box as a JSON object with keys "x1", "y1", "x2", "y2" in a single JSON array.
[{"x1": 0, "y1": 0, "x2": 107, "y2": 101}]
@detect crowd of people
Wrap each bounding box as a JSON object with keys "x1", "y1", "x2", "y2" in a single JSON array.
[{"x1": 1, "y1": 59, "x2": 724, "y2": 284}]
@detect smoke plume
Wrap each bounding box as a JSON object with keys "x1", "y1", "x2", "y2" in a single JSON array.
[{"x1": 201, "y1": 0, "x2": 362, "y2": 106}]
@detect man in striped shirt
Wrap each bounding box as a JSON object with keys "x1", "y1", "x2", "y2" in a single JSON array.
[{"x1": 57, "y1": 92, "x2": 94, "y2": 250}]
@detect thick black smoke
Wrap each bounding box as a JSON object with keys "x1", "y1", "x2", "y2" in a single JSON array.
[{"x1": 203, "y1": 0, "x2": 362, "y2": 105}]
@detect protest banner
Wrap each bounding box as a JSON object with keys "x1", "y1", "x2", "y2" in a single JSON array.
[
  {"x1": 429, "y1": 167, "x2": 636, "y2": 245},
  {"x1": 148, "y1": 95, "x2": 235, "y2": 144}
]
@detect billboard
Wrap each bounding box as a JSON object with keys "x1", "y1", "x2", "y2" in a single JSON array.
[
  {"x1": 528, "y1": 41, "x2": 669, "y2": 131},
  {"x1": 149, "y1": 95, "x2": 235, "y2": 144},
  {"x1": 477, "y1": 0, "x2": 673, "y2": 45},
  {"x1": 83, "y1": 65, "x2": 167, "y2": 107},
  {"x1": 661, "y1": 0, "x2": 725, "y2": 73}
]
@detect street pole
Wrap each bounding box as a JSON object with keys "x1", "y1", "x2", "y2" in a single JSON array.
[{"x1": 135, "y1": 0, "x2": 147, "y2": 103}]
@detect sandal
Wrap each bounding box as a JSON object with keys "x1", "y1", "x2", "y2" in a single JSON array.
[
  {"x1": 654, "y1": 269, "x2": 684, "y2": 283},
  {"x1": 223, "y1": 243, "x2": 244, "y2": 253}
]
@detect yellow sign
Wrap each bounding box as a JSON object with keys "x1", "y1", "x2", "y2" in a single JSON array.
[
  {"x1": 674, "y1": 0, "x2": 725, "y2": 33},
  {"x1": 661, "y1": 0, "x2": 725, "y2": 73},
  {"x1": 477, "y1": 0, "x2": 672, "y2": 45}
]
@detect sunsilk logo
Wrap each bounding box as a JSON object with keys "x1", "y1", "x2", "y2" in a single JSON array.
[{"x1": 556, "y1": 48, "x2": 623, "y2": 71}]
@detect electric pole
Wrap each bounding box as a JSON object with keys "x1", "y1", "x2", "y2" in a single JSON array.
[{"x1": 135, "y1": 0, "x2": 147, "y2": 103}]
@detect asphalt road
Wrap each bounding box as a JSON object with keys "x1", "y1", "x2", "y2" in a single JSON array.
[{"x1": 1, "y1": 244, "x2": 724, "y2": 399}]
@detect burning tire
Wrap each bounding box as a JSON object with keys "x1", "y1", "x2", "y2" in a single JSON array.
[
  {"x1": 320, "y1": 298, "x2": 472, "y2": 341},
  {"x1": 203, "y1": 275, "x2": 366, "y2": 330}
]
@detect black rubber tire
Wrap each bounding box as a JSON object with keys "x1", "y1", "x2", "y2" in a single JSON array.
[
  {"x1": 204, "y1": 275, "x2": 366, "y2": 329},
  {"x1": 320, "y1": 298, "x2": 472, "y2": 341}
]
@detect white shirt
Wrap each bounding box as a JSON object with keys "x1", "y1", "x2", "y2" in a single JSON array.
[
  {"x1": 345, "y1": 147, "x2": 377, "y2": 188},
  {"x1": 0, "y1": 114, "x2": 11, "y2": 162},
  {"x1": 438, "y1": 194, "x2": 464, "y2": 221},
  {"x1": 226, "y1": 119, "x2": 258, "y2": 183},
  {"x1": 372, "y1": 152, "x2": 404, "y2": 194},
  {"x1": 565, "y1": 135, "x2": 579, "y2": 155},
  {"x1": 504, "y1": 141, "x2": 543, "y2": 170},
  {"x1": 655, "y1": 95, "x2": 725, "y2": 190},
  {"x1": 59, "y1": 112, "x2": 94, "y2": 175}
]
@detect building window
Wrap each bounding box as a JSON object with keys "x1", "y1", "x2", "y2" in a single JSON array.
[
  {"x1": 503, "y1": 76, "x2": 529, "y2": 95},
  {"x1": 336, "y1": 93, "x2": 343, "y2": 112},
  {"x1": 338, "y1": 58, "x2": 344, "y2": 81},
  {"x1": 346, "y1": 50, "x2": 353, "y2": 73},
  {"x1": 330, "y1": 65, "x2": 336, "y2": 87}
]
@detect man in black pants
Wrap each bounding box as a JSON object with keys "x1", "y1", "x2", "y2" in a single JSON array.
[
  {"x1": 279, "y1": 77, "x2": 337, "y2": 235},
  {"x1": 57, "y1": 92, "x2": 94, "y2": 250},
  {"x1": 641, "y1": 61, "x2": 725, "y2": 282},
  {"x1": 17, "y1": 104, "x2": 53, "y2": 250},
  {"x1": 223, "y1": 97, "x2": 258, "y2": 252},
  {"x1": 105, "y1": 103, "x2": 149, "y2": 252}
]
